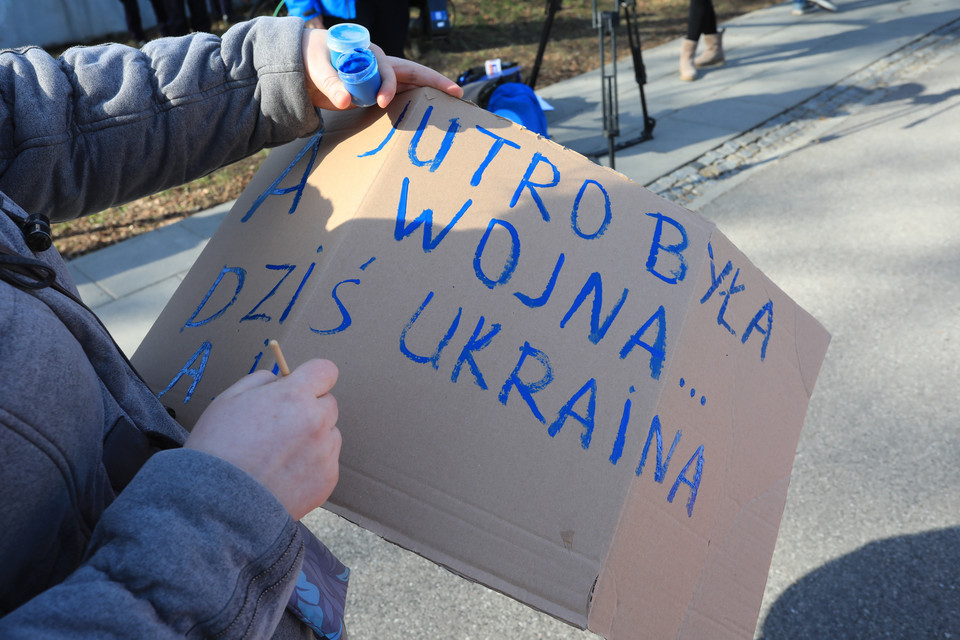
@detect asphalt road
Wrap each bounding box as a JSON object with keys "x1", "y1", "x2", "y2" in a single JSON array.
[{"x1": 698, "y1": 45, "x2": 960, "y2": 640}]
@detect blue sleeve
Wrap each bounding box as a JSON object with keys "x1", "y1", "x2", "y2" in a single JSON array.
[
  {"x1": 286, "y1": 0, "x2": 356, "y2": 19},
  {"x1": 284, "y1": 0, "x2": 321, "y2": 18},
  {"x1": 323, "y1": 0, "x2": 357, "y2": 19}
]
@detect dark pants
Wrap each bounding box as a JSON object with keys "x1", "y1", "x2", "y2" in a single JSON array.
[
  {"x1": 686, "y1": 0, "x2": 718, "y2": 40},
  {"x1": 118, "y1": 0, "x2": 147, "y2": 41},
  {"x1": 356, "y1": 0, "x2": 410, "y2": 58},
  {"x1": 149, "y1": 0, "x2": 170, "y2": 35},
  {"x1": 164, "y1": 0, "x2": 212, "y2": 36},
  {"x1": 208, "y1": 0, "x2": 233, "y2": 18}
]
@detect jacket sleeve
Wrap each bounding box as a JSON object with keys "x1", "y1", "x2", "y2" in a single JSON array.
[
  {"x1": 0, "y1": 448, "x2": 306, "y2": 639},
  {"x1": 0, "y1": 16, "x2": 322, "y2": 222}
]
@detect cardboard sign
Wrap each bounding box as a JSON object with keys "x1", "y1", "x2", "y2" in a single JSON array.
[{"x1": 132, "y1": 88, "x2": 830, "y2": 639}]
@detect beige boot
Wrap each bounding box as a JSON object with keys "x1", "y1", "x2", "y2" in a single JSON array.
[
  {"x1": 695, "y1": 29, "x2": 725, "y2": 67},
  {"x1": 679, "y1": 38, "x2": 698, "y2": 81}
]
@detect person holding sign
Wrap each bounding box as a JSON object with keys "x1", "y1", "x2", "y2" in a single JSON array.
[{"x1": 0, "y1": 16, "x2": 461, "y2": 639}]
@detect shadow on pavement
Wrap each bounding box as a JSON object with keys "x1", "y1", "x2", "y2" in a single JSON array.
[
  {"x1": 759, "y1": 526, "x2": 960, "y2": 639},
  {"x1": 816, "y1": 79, "x2": 960, "y2": 143}
]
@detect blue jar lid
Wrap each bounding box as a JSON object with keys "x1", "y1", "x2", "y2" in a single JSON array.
[{"x1": 327, "y1": 23, "x2": 371, "y2": 54}]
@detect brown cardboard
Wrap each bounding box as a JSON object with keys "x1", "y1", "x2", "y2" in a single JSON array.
[{"x1": 132, "y1": 88, "x2": 830, "y2": 639}]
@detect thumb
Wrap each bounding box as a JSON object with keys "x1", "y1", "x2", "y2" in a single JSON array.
[{"x1": 302, "y1": 28, "x2": 352, "y2": 110}]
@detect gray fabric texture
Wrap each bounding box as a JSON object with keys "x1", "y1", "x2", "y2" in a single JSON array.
[{"x1": 0, "y1": 17, "x2": 325, "y2": 639}]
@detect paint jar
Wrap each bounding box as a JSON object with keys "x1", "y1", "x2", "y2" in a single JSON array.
[
  {"x1": 336, "y1": 47, "x2": 381, "y2": 108},
  {"x1": 327, "y1": 23, "x2": 371, "y2": 66}
]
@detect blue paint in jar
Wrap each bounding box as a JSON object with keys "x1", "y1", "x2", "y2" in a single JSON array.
[
  {"x1": 327, "y1": 23, "x2": 371, "y2": 66},
  {"x1": 337, "y1": 48, "x2": 381, "y2": 107}
]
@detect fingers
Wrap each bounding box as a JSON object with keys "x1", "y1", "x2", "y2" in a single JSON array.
[
  {"x1": 216, "y1": 368, "x2": 276, "y2": 400},
  {"x1": 185, "y1": 355, "x2": 343, "y2": 520},
  {"x1": 367, "y1": 44, "x2": 397, "y2": 108},
  {"x1": 313, "y1": 70, "x2": 353, "y2": 111},
  {"x1": 389, "y1": 57, "x2": 464, "y2": 100},
  {"x1": 215, "y1": 357, "x2": 337, "y2": 402},
  {"x1": 316, "y1": 395, "x2": 340, "y2": 437},
  {"x1": 302, "y1": 25, "x2": 462, "y2": 111},
  {"x1": 286, "y1": 358, "x2": 339, "y2": 399},
  {"x1": 375, "y1": 54, "x2": 464, "y2": 108},
  {"x1": 301, "y1": 28, "x2": 352, "y2": 110}
]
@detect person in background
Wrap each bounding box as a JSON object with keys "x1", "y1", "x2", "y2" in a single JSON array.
[
  {"x1": 150, "y1": 0, "x2": 171, "y2": 36},
  {"x1": 118, "y1": 0, "x2": 174, "y2": 42},
  {"x1": 679, "y1": 0, "x2": 724, "y2": 81},
  {"x1": 164, "y1": 0, "x2": 213, "y2": 35},
  {"x1": 356, "y1": 0, "x2": 409, "y2": 58},
  {"x1": 209, "y1": 0, "x2": 237, "y2": 24},
  {"x1": 285, "y1": 0, "x2": 410, "y2": 58},
  {"x1": 117, "y1": 0, "x2": 148, "y2": 45},
  {"x1": 0, "y1": 16, "x2": 462, "y2": 639}
]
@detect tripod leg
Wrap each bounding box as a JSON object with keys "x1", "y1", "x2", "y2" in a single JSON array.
[
  {"x1": 599, "y1": 10, "x2": 620, "y2": 168},
  {"x1": 528, "y1": 0, "x2": 563, "y2": 90},
  {"x1": 621, "y1": 1, "x2": 656, "y2": 141}
]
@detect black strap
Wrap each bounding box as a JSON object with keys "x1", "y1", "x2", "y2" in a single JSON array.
[
  {"x1": 103, "y1": 415, "x2": 180, "y2": 492},
  {"x1": 0, "y1": 251, "x2": 57, "y2": 290}
]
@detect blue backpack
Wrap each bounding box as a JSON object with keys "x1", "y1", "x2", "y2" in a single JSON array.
[{"x1": 486, "y1": 83, "x2": 549, "y2": 138}]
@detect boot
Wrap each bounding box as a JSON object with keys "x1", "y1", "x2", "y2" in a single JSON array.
[
  {"x1": 695, "y1": 29, "x2": 725, "y2": 68},
  {"x1": 679, "y1": 38, "x2": 698, "y2": 81}
]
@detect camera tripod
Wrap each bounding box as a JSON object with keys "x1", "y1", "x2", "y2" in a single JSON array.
[{"x1": 528, "y1": 0, "x2": 656, "y2": 169}]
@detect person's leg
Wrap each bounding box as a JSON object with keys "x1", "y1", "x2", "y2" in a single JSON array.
[
  {"x1": 356, "y1": 0, "x2": 410, "y2": 58},
  {"x1": 686, "y1": 0, "x2": 716, "y2": 40},
  {"x1": 221, "y1": 0, "x2": 235, "y2": 22},
  {"x1": 207, "y1": 0, "x2": 232, "y2": 21},
  {"x1": 187, "y1": 0, "x2": 212, "y2": 31},
  {"x1": 164, "y1": 0, "x2": 189, "y2": 36},
  {"x1": 693, "y1": 0, "x2": 724, "y2": 67},
  {"x1": 148, "y1": 0, "x2": 170, "y2": 36},
  {"x1": 119, "y1": 0, "x2": 148, "y2": 42},
  {"x1": 680, "y1": 0, "x2": 705, "y2": 80}
]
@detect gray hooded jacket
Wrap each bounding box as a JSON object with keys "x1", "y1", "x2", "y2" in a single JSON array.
[{"x1": 0, "y1": 17, "x2": 323, "y2": 638}]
